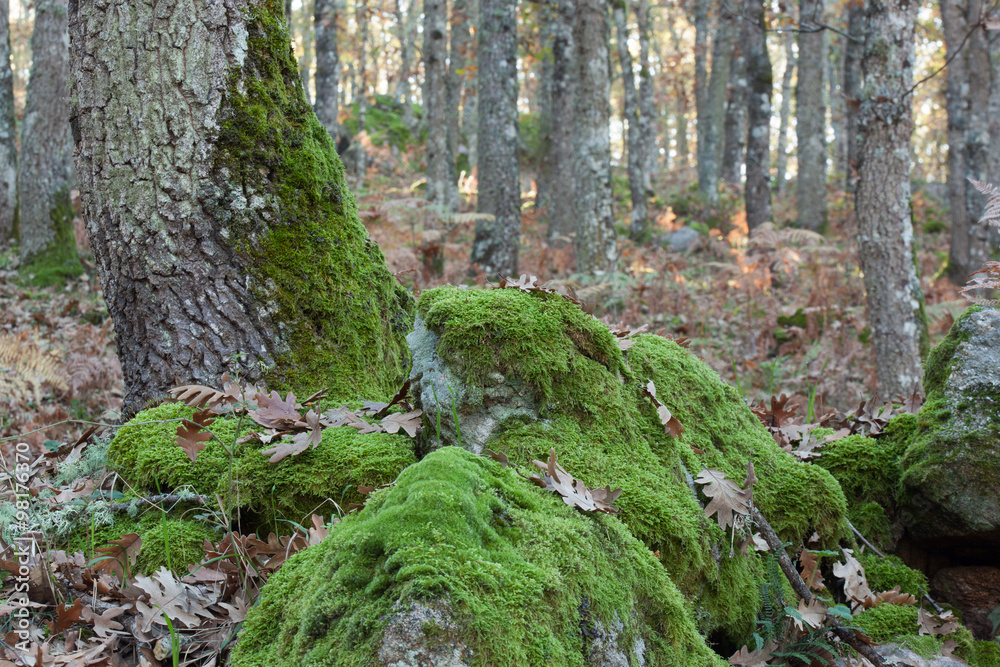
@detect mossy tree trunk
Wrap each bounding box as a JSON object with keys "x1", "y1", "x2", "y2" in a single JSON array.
[
  {"x1": 796, "y1": 0, "x2": 828, "y2": 230},
  {"x1": 855, "y1": 0, "x2": 926, "y2": 397},
  {"x1": 19, "y1": 0, "x2": 81, "y2": 285},
  {"x1": 68, "y1": 0, "x2": 413, "y2": 415},
  {"x1": 0, "y1": 0, "x2": 16, "y2": 246}
]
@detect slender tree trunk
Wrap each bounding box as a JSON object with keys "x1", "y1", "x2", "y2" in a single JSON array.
[
  {"x1": 300, "y1": 0, "x2": 313, "y2": 104},
  {"x1": 797, "y1": 0, "x2": 828, "y2": 229},
  {"x1": 469, "y1": 0, "x2": 519, "y2": 275},
  {"x1": 0, "y1": 0, "x2": 15, "y2": 246},
  {"x1": 613, "y1": 0, "x2": 647, "y2": 239},
  {"x1": 830, "y1": 29, "x2": 846, "y2": 183},
  {"x1": 843, "y1": 0, "x2": 865, "y2": 192},
  {"x1": 669, "y1": 21, "x2": 689, "y2": 170},
  {"x1": 68, "y1": 0, "x2": 413, "y2": 414},
  {"x1": 449, "y1": 0, "x2": 471, "y2": 175},
  {"x1": 703, "y1": 4, "x2": 735, "y2": 192},
  {"x1": 464, "y1": 0, "x2": 480, "y2": 176},
  {"x1": 743, "y1": 0, "x2": 772, "y2": 229},
  {"x1": 963, "y1": 0, "x2": 993, "y2": 269},
  {"x1": 394, "y1": 0, "x2": 417, "y2": 129},
  {"x1": 721, "y1": 39, "x2": 747, "y2": 185},
  {"x1": 943, "y1": 0, "x2": 973, "y2": 280},
  {"x1": 989, "y1": 21, "x2": 999, "y2": 185},
  {"x1": 537, "y1": 0, "x2": 577, "y2": 245},
  {"x1": 692, "y1": 0, "x2": 713, "y2": 201},
  {"x1": 423, "y1": 0, "x2": 457, "y2": 209},
  {"x1": 637, "y1": 0, "x2": 656, "y2": 187},
  {"x1": 574, "y1": 0, "x2": 617, "y2": 272},
  {"x1": 19, "y1": 0, "x2": 80, "y2": 285},
  {"x1": 775, "y1": 31, "x2": 795, "y2": 194},
  {"x1": 314, "y1": 0, "x2": 339, "y2": 139},
  {"x1": 354, "y1": 0, "x2": 369, "y2": 180},
  {"x1": 536, "y1": 2, "x2": 555, "y2": 214},
  {"x1": 855, "y1": 0, "x2": 926, "y2": 397}
]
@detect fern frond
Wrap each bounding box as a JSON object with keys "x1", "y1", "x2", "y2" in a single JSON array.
[
  {"x1": 0, "y1": 333, "x2": 68, "y2": 407},
  {"x1": 969, "y1": 178, "x2": 1000, "y2": 228},
  {"x1": 960, "y1": 263, "x2": 1000, "y2": 307}
]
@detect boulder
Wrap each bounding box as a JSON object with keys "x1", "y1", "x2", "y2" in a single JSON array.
[
  {"x1": 932, "y1": 566, "x2": 1000, "y2": 639},
  {"x1": 662, "y1": 226, "x2": 700, "y2": 252}
]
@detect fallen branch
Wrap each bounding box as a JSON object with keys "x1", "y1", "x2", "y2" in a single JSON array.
[
  {"x1": 109, "y1": 493, "x2": 208, "y2": 513},
  {"x1": 750, "y1": 507, "x2": 904, "y2": 667}
]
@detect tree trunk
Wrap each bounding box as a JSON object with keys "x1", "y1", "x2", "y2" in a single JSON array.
[
  {"x1": 314, "y1": 0, "x2": 338, "y2": 140},
  {"x1": 613, "y1": 0, "x2": 647, "y2": 240},
  {"x1": 843, "y1": 0, "x2": 865, "y2": 192},
  {"x1": 775, "y1": 30, "x2": 795, "y2": 194},
  {"x1": 742, "y1": 0, "x2": 772, "y2": 229},
  {"x1": 68, "y1": 0, "x2": 413, "y2": 414},
  {"x1": 692, "y1": 0, "x2": 713, "y2": 201},
  {"x1": 636, "y1": 0, "x2": 656, "y2": 187},
  {"x1": 469, "y1": 0, "x2": 520, "y2": 276},
  {"x1": 19, "y1": 0, "x2": 81, "y2": 285},
  {"x1": 855, "y1": 0, "x2": 926, "y2": 397},
  {"x1": 354, "y1": 0, "x2": 369, "y2": 180},
  {"x1": 830, "y1": 29, "x2": 846, "y2": 184},
  {"x1": 962, "y1": 0, "x2": 993, "y2": 271},
  {"x1": 703, "y1": 4, "x2": 735, "y2": 192},
  {"x1": 574, "y1": 0, "x2": 617, "y2": 272},
  {"x1": 797, "y1": 0, "x2": 828, "y2": 230},
  {"x1": 394, "y1": 0, "x2": 416, "y2": 129},
  {"x1": 0, "y1": 0, "x2": 15, "y2": 246},
  {"x1": 423, "y1": 0, "x2": 457, "y2": 210},
  {"x1": 299, "y1": 0, "x2": 313, "y2": 104},
  {"x1": 720, "y1": 38, "x2": 747, "y2": 185},
  {"x1": 989, "y1": 19, "x2": 999, "y2": 185},
  {"x1": 448, "y1": 0, "x2": 472, "y2": 177},
  {"x1": 537, "y1": 0, "x2": 576, "y2": 245},
  {"x1": 464, "y1": 0, "x2": 480, "y2": 176}
]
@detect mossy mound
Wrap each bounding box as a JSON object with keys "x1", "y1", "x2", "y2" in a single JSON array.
[
  {"x1": 107, "y1": 401, "x2": 416, "y2": 532},
  {"x1": 409, "y1": 286, "x2": 848, "y2": 643},
  {"x1": 231, "y1": 447, "x2": 727, "y2": 667},
  {"x1": 857, "y1": 552, "x2": 928, "y2": 599}
]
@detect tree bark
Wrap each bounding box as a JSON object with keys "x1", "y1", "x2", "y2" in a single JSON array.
[
  {"x1": 537, "y1": 0, "x2": 576, "y2": 246},
  {"x1": 354, "y1": 0, "x2": 369, "y2": 180},
  {"x1": 448, "y1": 0, "x2": 472, "y2": 177},
  {"x1": 797, "y1": 0, "x2": 828, "y2": 230},
  {"x1": 68, "y1": 0, "x2": 413, "y2": 414},
  {"x1": 394, "y1": 0, "x2": 417, "y2": 129},
  {"x1": 469, "y1": 0, "x2": 520, "y2": 276},
  {"x1": 313, "y1": 0, "x2": 338, "y2": 140},
  {"x1": 775, "y1": 30, "x2": 795, "y2": 194},
  {"x1": 464, "y1": 0, "x2": 480, "y2": 176},
  {"x1": 720, "y1": 38, "x2": 747, "y2": 186},
  {"x1": 855, "y1": 0, "x2": 926, "y2": 397},
  {"x1": 636, "y1": 0, "x2": 656, "y2": 186},
  {"x1": 830, "y1": 28, "x2": 846, "y2": 183},
  {"x1": 574, "y1": 0, "x2": 617, "y2": 272},
  {"x1": 962, "y1": 0, "x2": 993, "y2": 271},
  {"x1": 423, "y1": 0, "x2": 457, "y2": 210},
  {"x1": 704, "y1": 4, "x2": 735, "y2": 192},
  {"x1": 613, "y1": 0, "x2": 647, "y2": 240},
  {"x1": 299, "y1": 0, "x2": 313, "y2": 104},
  {"x1": 19, "y1": 0, "x2": 81, "y2": 285},
  {"x1": 692, "y1": 0, "x2": 713, "y2": 202},
  {"x1": 743, "y1": 0, "x2": 772, "y2": 229},
  {"x1": 843, "y1": 0, "x2": 865, "y2": 193},
  {"x1": 0, "y1": 0, "x2": 14, "y2": 246}
]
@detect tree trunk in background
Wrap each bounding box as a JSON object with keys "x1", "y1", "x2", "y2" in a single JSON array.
[
  {"x1": 355, "y1": 0, "x2": 369, "y2": 180},
  {"x1": 703, "y1": 5, "x2": 735, "y2": 193},
  {"x1": 989, "y1": 22, "x2": 999, "y2": 184},
  {"x1": 669, "y1": 20, "x2": 689, "y2": 170},
  {"x1": 692, "y1": 0, "x2": 713, "y2": 202},
  {"x1": 469, "y1": 0, "x2": 520, "y2": 275},
  {"x1": 637, "y1": 0, "x2": 656, "y2": 186},
  {"x1": 843, "y1": 0, "x2": 865, "y2": 192},
  {"x1": 855, "y1": 0, "x2": 926, "y2": 397},
  {"x1": 574, "y1": 0, "x2": 616, "y2": 272},
  {"x1": 775, "y1": 31, "x2": 795, "y2": 194},
  {"x1": 962, "y1": 0, "x2": 993, "y2": 270},
  {"x1": 394, "y1": 0, "x2": 416, "y2": 129},
  {"x1": 538, "y1": 0, "x2": 576, "y2": 245},
  {"x1": 742, "y1": 0, "x2": 772, "y2": 229},
  {"x1": 19, "y1": 0, "x2": 80, "y2": 285},
  {"x1": 423, "y1": 0, "x2": 457, "y2": 210},
  {"x1": 613, "y1": 0, "x2": 647, "y2": 240},
  {"x1": 0, "y1": 0, "x2": 15, "y2": 246},
  {"x1": 68, "y1": 0, "x2": 413, "y2": 414},
  {"x1": 300, "y1": 0, "x2": 313, "y2": 104},
  {"x1": 830, "y1": 29, "x2": 846, "y2": 183},
  {"x1": 797, "y1": 0, "x2": 828, "y2": 230},
  {"x1": 314, "y1": 0, "x2": 338, "y2": 139},
  {"x1": 449, "y1": 0, "x2": 471, "y2": 176},
  {"x1": 721, "y1": 39, "x2": 747, "y2": 185},
  {"x1": 464, "y1": 0, "x2": 480, "y2": 176}
]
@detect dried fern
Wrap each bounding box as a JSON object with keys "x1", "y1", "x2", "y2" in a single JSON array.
[
  {"x1": 961, "y1": 180, "x2": 1000, "y2": 307},
  {"x1": 0, "y1": 333, "x2": 68, "y2": 406},
  {"x1": 969, "y1": 178, "x2": 1000, "y2": 227}
]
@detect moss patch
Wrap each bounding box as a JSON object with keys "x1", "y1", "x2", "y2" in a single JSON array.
[
  {"x1": 210, "y1": 0, "x2": 412, "y2": 403},
  {"x1": 857, "y1": 552, "x2": 928, "y2": 598},
  {"x1": 19, "y1": 186, "x2": 83, "y2": 287},
  {"x1": 231, "y1": 447, "x2": 726, "y2": 667},
  {"x1": 853, "y1": 604, "x2": 920, "y2": 641}
]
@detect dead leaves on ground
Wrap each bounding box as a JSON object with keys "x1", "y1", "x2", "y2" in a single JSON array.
[
  {"x1": 695, "y1": 468, "x2": 750, "y2": 532},
  {"x1": 641, "y1": 381, "x2": 684, "y2": 438}
]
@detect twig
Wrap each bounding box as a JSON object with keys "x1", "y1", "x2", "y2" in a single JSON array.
[
  {"x1": 109, "y1": 493, "x2": 209, "y2": 513},
  {"x1": 750, "y1": 506, "x2": 904, "y2": 667},
  {"x1": 848, "y1": 521, "x2": 943, "y2": 613}
]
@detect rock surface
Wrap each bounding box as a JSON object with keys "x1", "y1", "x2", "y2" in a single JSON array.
[
  {"x1": 932, "y1": 566, "x2": 1000, "y2": 640},
  {"x1": 662, "y1": 226, "x2": 700, "y2": 252}
]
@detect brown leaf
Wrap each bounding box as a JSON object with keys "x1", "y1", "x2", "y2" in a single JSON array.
[
  {"x1": 861, "y1": 585, "x2": 917, "y2": 608},
  {"x1": 176, "y1": 409, "x2": 215, "y2": 462},
  {"x1": 798, "y1": 549, "x2": 827, "y2": 591},
  {"x1": 169, "y1": 380, "x2": 240, "y2": 411},
  {"x1": 728, "y1": 640, "x2": 776, "y2": 666},
  {"x1": 308, "y1": 514, "x2": 331, "y2": 546},
  {"x1": 896, "y1": 385, "x2": 924, "y2": 414},
  {"x1": 46, "y1": 599, "x2": 85, "y2": 634},
  {"x1": 642, "y1": 381, "x2": 684, "y2": 437},
  {"x1": 80, "y1": 606, "x2": 127, "y2": 638},
  {"x1": 833, "y1": 548, "x2": 873, "y2": 607},
  {"x1": 482, "y1": 448, "x2": 510, "y2": 468},
  {"x1": 249, "y1": 390, "x2": 303, "y2": 429},
  {"x1": 93, "y1": 533, "x2": 141, "y2": 581},
  {"x1": 133, "y1": 567, "x2": 216, "y2": 631},
  {"x1": 694, "y1": 469, "x2": 750, "y2": 532},
  {"x1": 791, "y1": 598, "x2": 827, "y2": 631},
  {"x1": 380, "y1": 409, "x2": 423, "y2": 437},
  {"x1": 530, "y1": 449, "x2": 621, "y2": 514},
  {"x1": 918, "y1": 608, "x2": 960, "y2": 636}
]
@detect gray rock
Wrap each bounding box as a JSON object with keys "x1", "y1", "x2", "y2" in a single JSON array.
[
  {"x1": 835, "y1": 642, "x2": 967, "y2": 666},
  {"x1": 663, "y1": 226, "x2": 700, "y2": 252},
  {"x1": 377, "y1": 601, "x2": 472, "y2": 667}
]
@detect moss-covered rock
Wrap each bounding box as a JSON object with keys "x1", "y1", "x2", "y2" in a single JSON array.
[
  {"x1": 107, "y1": 401, "x2": 416, "y2": 532},
  {"x1": 231, "y1": 447, "x2": 727, "y2": 667}
]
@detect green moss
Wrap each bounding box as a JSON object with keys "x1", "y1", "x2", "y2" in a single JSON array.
[
  {"x1": 963, "y1": 639, "x2": 1000, "y2": 667},
  {"x1": 107, "y1": 401, "x2": 416, "y2": 533},
  {"x1": 857, "y1": 552, "x2": 927, "y2": 598},
  {"x1": 922, "y1": 306, "x2": 981, "y2": 395},
  {"x1": 210, "y1": 0, "x2": 413, "y2": 403},
  {"x1": 19, "y1": 186, "x2": 83, "y2": 287},
  {"x1": 231, "y1": 447, "x2": 726, "y2": 667},
  {"x1": 853, "y1": 604, "x2": 919, "y2": 641}
]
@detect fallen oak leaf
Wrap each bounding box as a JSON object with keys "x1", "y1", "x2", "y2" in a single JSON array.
[
  {"x1": 80, "y1": 606, "x2": 127, "y2": 638},
  {"x1": 919, "y1": 608, "x2": 960, "y2": 636},
  {"x1": 380, "y1": 409, "x2": 423, "y2": 437},
  {"x1": 176, "y1": 409, "x2": 215, "y2": 462},
  {"x1": 249, "y1": 390, "x2": 303, "y2": 429},
  {"x1": 787, "y1": 598, "x2": 827, "y2": 632},
  {"x1": 642, "y1": 381, "x2": 684, "y2": 437},
  {"x1": 694, "y1": 469, "x2": 749, "y2": 532},
  {"x1": 833, "y1": 547, "x2": 873, "y2": 608},
  {"x1": 46, "y1": 599, "x2": 85, "y2": 634},
  {"x1": 530, "y1": 448, "x2": 621, "y2": 514},
  {"x1": 728, "y1": 640, "x2": 777, "y2": 666},
  {"x1": 482, "y1": 448, "x2": 509, "y2": 468},
  {"x1": 798, "y1": 549, "x2": 827, "y2": 591},
  {"x1": 92, "y1": 533, "x2": 141, "y2": 582}
]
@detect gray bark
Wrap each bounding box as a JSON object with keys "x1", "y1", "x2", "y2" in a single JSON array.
[
  {"x1": 19, "y1": 0, "x2": 80, "y2": 282},
  {"x1": 537, "y1": 0, "x2": 577, "y2": 245},
  {"x1": 830, "y1": 29, "x2": 845, "y2": 183},
  {"x1": 692, "y1": 0, "x2": 712, "y2": 201},
  {"x1": 423, "y1": 0, "x2": 457, "y2": 209},
  {"x1": 990, "y1": 19, "x2": 999, "y2": 184},
  {"x1": 448, "y1": 0, "x2": 472, "y2": 175},
  {"x1": 855, "y1": 0, "x2": 926, "y2": 397},
  {"x1": 464, "y1": 0, "x2": 480, "y2": 176},
  {"x1": 774, "y1": 31, "x2": 795, "y2": 194},
  {"x1": 796, "y1": 0, "x2": 828, "y2": 230},
  {"x1": 314, "y1": 0, "x2": 338, "y2": 139},
  {"x1": 963, "y1": 0, "x2": 993, "y2": 270},
  {"x1": 843, "y1": 0, "x2": 865, "y2": 192},
  {"x1": 613, "y1": 0, "x2": 647, "y2": 239},
  {"x1": 636, "y1": 0, "x2": 656, "y2": 186},
  {"x1": 354, "y1": 0, "x2": 369, "y2": 179},
  {"x1": 0, "y1": 0, "x2": 14, "y2": 245},
  {"x1": 573, "y1": 0, "x2": 617, "y2": 272},
  {"x1": 742, "y1": 0, "x2": 772, "y2": 229},
  {"x1": 299, "y1": 0, "x2": 313, "y2": 103},
  {"x1": 704, "y1": 5, "x2": 735, "y2": 191},
  {"x1": 394, "y1": 0, "x2": 417, "y2": 129},
  {"x1": 68, "y1": 0, "x2": 412, "y2": 413},
  {"x1": 720, "y1": 38, "x2": 747, "y2": 185},
  {"x1": 469, "y1": 0, "x2": 520, "y2": 276}
]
